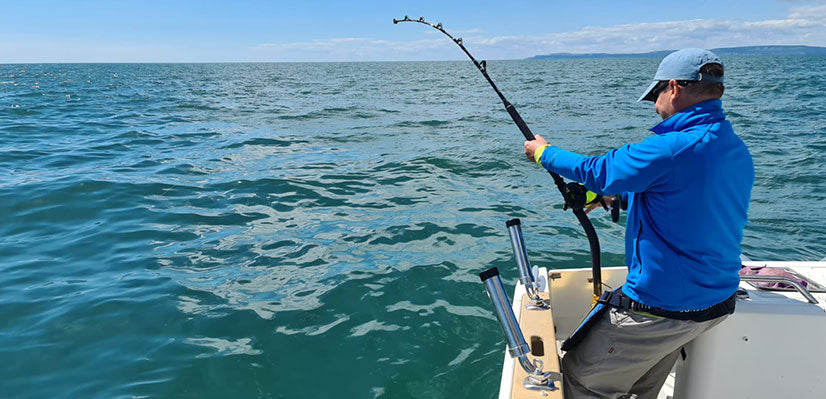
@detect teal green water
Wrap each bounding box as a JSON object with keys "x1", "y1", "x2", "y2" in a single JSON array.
[{"x1": 1, "y1": 57, "x2": 825, "y2": 398}]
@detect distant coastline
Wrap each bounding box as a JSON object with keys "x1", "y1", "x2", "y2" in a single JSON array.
[{"x1": 528, "y1": 45, "x2": 826, "y2": 60}]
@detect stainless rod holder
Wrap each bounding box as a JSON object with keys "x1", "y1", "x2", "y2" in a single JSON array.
[
  {"x1": 479, "y1": 267, "x2": 560, "y2": 392},
  {"x1": 506, "y1": 218, "x2": 549, "y2": 310}
]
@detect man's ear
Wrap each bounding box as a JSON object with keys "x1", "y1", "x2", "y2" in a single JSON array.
[{"x1": 668, "y1": 79, "x2": 682, "y2": 103}]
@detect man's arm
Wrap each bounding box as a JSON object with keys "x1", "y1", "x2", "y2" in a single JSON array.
[{"x1": 524, "y1": 134, "x2": 672, "y2": 195}]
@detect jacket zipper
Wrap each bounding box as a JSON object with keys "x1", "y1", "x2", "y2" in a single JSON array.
[{"x1": 635, "y1": 224, "x2": 643, "y2": 266}]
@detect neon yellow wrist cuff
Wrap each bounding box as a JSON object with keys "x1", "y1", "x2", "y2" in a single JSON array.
[{"x1": 534, "y1": 144, "x2": 549, "y2": 165}]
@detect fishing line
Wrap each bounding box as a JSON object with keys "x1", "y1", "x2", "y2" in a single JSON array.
[{"x1": 394, "y1": 16, "x2": 603, "y2": 298}]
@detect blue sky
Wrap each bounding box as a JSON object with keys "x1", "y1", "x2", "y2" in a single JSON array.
[{"x1": 2, "y1": 0, "x2": 826, "y2": 63}]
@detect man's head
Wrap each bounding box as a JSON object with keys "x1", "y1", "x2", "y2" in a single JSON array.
[{"x1": 638, "y1": 48, "x2": 725, "y2": 120}]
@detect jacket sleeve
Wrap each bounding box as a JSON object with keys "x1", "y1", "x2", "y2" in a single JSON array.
[{"x1": 538, "y1": 136, "x2": 673, "y2": 195}]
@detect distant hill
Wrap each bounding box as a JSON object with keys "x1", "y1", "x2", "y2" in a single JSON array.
[{"x1": 528, "y1": 45, "x2": 826, "y2": 60}]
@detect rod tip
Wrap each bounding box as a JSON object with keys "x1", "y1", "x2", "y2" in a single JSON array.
[{"x1": 505, "y1": 218, "x2": 521, "y2": 227}]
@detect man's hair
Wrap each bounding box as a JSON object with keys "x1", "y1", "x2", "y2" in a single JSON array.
[{"x1": 684, "y1": 63, "x2": 724, "y2": 98}]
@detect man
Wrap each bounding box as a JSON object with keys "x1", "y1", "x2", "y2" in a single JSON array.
[{"x1": 523, "y1": 49, "x2": 754, "y2": 398}]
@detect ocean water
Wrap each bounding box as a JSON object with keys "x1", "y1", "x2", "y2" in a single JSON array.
[{"x1": 1, "y1": 57, "x2": 825, "y2": 398}]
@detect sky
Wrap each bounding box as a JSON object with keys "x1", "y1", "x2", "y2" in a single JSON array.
[{"x1": 2, "y1": 0, "x2": 826, "y2": 63}]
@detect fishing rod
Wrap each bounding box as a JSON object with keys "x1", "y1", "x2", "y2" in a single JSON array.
[{"x1": 393, "y1": 16, "x2": 603, "y2": 299}]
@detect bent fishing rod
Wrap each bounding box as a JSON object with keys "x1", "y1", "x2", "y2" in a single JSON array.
[{"x1": 393, "y1": 16, "x2": 603, "y2": 299}]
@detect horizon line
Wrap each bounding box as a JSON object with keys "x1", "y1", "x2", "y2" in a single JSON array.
[{"x1": 3, "y1": 44, "x2": 823, "y2": 65}]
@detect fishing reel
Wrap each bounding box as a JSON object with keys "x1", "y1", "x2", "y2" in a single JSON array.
[{"x1": 561, "y1": 183, "x2": 625, "y2": 223}]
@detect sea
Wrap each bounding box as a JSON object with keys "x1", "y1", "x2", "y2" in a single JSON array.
[{"x1": 1, "y1": 56, "x2": 825, "y2": 398}]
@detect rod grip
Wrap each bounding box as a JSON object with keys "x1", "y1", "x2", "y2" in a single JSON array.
[{"x1": 504, "y1": 102, "x2": 535, "y2": 141}]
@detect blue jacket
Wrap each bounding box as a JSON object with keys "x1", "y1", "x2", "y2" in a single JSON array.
[{"x1": 539, "y1": 99, "x2": 754, "y2": 310}]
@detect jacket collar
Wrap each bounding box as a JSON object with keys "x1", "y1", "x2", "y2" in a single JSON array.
[{"x1": 650, "y1": 99, "x2": 725, "y2": 135}]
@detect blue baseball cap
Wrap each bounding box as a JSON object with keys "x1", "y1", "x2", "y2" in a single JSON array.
[{"x1": 638, "y1": 48, "x2": 724, "y2": 102}]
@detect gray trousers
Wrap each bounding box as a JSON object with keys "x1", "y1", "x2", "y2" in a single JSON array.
[{"x1": 561, "y1": 307, "x2": 727, "y2": 399}]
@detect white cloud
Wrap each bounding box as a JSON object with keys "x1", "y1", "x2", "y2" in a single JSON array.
[
  {"x1": 786, "y1": 3, "x2": 826, "y2": 18},
  {"x1": 255, "y1": 5, "x2": 826, "y2": 61}
]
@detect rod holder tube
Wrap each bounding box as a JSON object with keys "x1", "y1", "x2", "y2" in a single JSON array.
[
  {"x1": 479, "y1": 267, "x2": 560, "y2": 391},
  {"x1": 506, "y1": 219, "x2": 549, "y2": 310},
  {"x1": 480, "y1": 267, "x2": 530, "y2": 358},
  {"x1": 506, "y1": 218, "x2": 534, "y2": 286}
]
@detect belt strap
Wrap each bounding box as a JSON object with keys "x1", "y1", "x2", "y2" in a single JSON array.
[{"x1": 597, "y1": 289, "x2": 736, "y2": 322}]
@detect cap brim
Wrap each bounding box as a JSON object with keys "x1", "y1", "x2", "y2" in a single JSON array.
[{"x1": 638, "y1": 80, "x2": 659, "y2": 102}]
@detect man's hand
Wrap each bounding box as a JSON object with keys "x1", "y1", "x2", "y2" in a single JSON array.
[
  {"x1": 585, "y1": 195, "x2": 613, "y2": 215},
  {"x1": 524, "y1": 134, "x2": 549, "y2": 162}
]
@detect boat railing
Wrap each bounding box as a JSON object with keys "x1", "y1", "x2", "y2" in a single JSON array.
[{"x1": 739, "y1": 274, "x2": 819, "y2": 304}]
